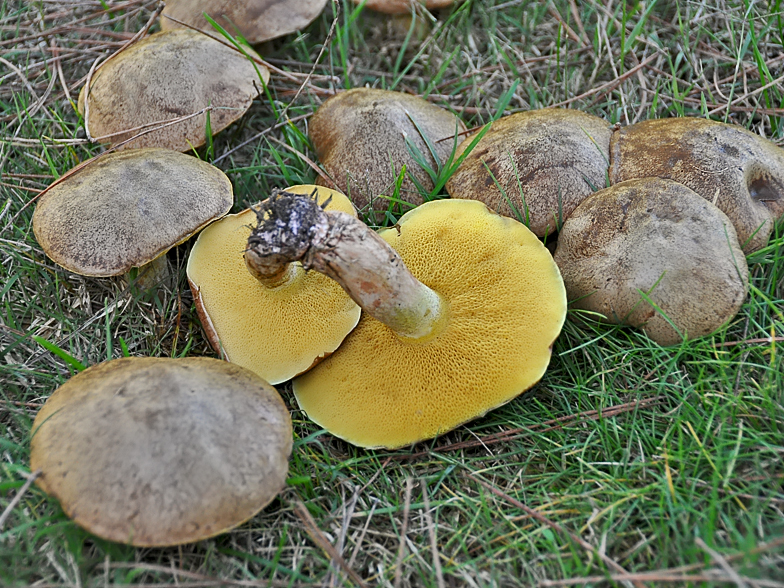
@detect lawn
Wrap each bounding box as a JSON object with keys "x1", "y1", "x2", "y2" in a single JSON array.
[{"x1": 1, "y1": 0, "x2": 783, "y2": 586}]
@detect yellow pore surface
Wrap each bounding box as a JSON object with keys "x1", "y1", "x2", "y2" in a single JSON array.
[
  {"x1": 293, "y1": 199, "x2": 567, "y2": 449},
  {"x1": 186, "y1": 186, "x2": 361, "y2": 384}
]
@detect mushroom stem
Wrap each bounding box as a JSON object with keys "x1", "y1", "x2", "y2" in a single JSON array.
[{"x1": 245, "y1": 191, "x2": 446, "y2": 340}]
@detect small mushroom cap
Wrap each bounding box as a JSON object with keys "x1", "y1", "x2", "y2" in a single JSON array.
[
  {"x1": 32, "y1": 148, "x2": 233, "y2": 277},
  {"x1": 354, "y1": 0, "x2": 454, "y2": 14},
  {"x1": 553, "y1": 177, "x2": 749, "y2": 346},
  {"x1": 161, "y1": 0, "x2": 328, "y2": 44},
  {"x1": 445, "y1": 109, "x2": 613, "y2": 237},
  {"x1": 293, "y1": 199, "x2": 567, "y2": 449},
  {"x1": 187, "y1": 185, "x2": 361, "y2": 384},
  {"x1": 78, "y1": 29, "x2": 266, "y2": 151},
  {"x1": 609, "y1": 117, "x2": 784, "y2": 252},
  {"x1": 310, "y1": 88, "x2": 466, "y2": 218},
  {"x1": 30, "y1": 356, "x2": 292, "y2": 547}
]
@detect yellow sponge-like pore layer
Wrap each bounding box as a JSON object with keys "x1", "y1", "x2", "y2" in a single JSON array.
[{"x1": 293, "y1": 199, "x2": 567, "y2": 449}]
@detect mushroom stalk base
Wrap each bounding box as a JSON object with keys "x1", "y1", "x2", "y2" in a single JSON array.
[{"x1": 246, "y1": 191, "x2": 445, "y2": 340}]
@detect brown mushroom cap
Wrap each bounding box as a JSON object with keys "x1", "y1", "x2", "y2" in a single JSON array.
[
  {"x1": 609, "y1": 117, "x2": 784, "y2": 253},
  {"x1": 186, "y1": 185, "x2": 361, "y2": 384},
  {"x1": 78, "y1": 29, "x2": 266, "y2": 151},
  {"x1": 32, "y1": 148, "x2": 233, "y2": 277},
  {"x1": 445, "y1": 109, "x2": 613, "y2": 237},
  {"x1": 161, "y1": 0, "x2": 328, "y2": 44},
  {"x1": 553, "y1": 177, "x2": 749, "y2": 346},
  {"x1": 310, "y1": 88, "x2": 466, "y2": 218},
  {"x1": 292, "y1": 199, "x2": 567, "y2": 449},
  {"x1": 354, "y1": 0, "x2": 454, "y2": 14},
  {"x1": 30, "y1": 356, "x2": 292, "y2": 547}
]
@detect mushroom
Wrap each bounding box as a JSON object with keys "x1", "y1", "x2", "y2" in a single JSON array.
[
  {"x1": 309, "y1": 88, "x2": 466, "y2": 219},
  {"x1": 186, "y1": 185, "x2": 361, "y2": 384},
  {"x1": 78, "y1": 29, "x2": 267, "y2": 151},
  {"x1": 245, "y1": 193, "x2": 567, "y2": 449},
  {"x1": 32, "y1": 148, "x2": 233, "y2": 285},
  {"x1": 609, "y1": 117, "x2": 784, "y2": 252},
  {"x1": 553, "y1": 177, "x2": 749, "y2": 346},
  {"x1": 445, "y1": 109, "x2": 613, "y2": 238},
  {"x1": 161, "y1": 0, "x2": 328, "y2": 44},
  {"x1": 30, "y1": 356, "x2": 292, "y2": 547}
]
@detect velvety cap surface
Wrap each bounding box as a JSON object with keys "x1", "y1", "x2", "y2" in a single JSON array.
[{"x1": 30, "y1": 357, "x2": 292, "y2": 547}]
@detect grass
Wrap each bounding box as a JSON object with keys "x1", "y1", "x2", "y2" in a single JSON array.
[{"x1": 1, "y1": 0, "x2": 784, "y2": 585}]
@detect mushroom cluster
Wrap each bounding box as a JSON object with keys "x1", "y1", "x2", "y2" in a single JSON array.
[
  {"x1": 438, "y1": 112, "x2": 784, "y2": 345},
  {"x1": 26, "y1": 2, "x2": 784, "y2": 546}
]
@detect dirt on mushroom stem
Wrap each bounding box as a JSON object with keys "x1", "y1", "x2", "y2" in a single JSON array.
[{"x1": 245, "y1": 190, "x2": 446, "y2": 341}]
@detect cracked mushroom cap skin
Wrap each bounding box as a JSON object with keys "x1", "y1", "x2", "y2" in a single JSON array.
[
  {"x1": 445, "y1": 109, "x2": 613, "y2": 238},
  {"x1": 354, "y1": 0, "x2": 455, "y2": 14},
  {"x1": 310, "y1": 88, "x2": 466, "y2": 218},
  {"x1": 30, "y1": 357, "x2": 293, "y2": 547},
  {"x1": 32, "y1": 148, "x2": 233, "y2": 277},
  {"x1": 161, "y1": 0, "x2": 328, "y2": 44},
  {"x1": 187, "y1": 185, "x2": 362, "y2": 385},
  {"x1": 609, "y1": 117, "x2": 784, "y2": 253},
  {"x1": 292, "y1": 199, "x2": 567, "y2": 449},
  {"x1": 553, "y1": 177, "x2": 749, "y2": 346},
  {"x1": 77, "y1": 29, "x2": 266, "y2": 152}
]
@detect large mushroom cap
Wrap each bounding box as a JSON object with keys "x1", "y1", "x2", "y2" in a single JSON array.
[
  {"x1": 187, "y1": 185, "x2": 361, "y2": 384},
  {"x1": 292, "y1": 199, "x2": 567, "y2": 449},
  {"x1": 32, "y1": 149, "x2": 233, "y2": 277},
  {"x1": 609, "y1": 117, "x2": 784, "y2": 252},
  {"x1": 310, "y1": 88, "x2": 466, "y2": 218},
  {"x1": 78, "y1": 29, "x2": 266, "y2": 151},
  {"x1": 30, "y1": 357, "x2": 293, "y2": 547},
  {"x1": 445, "y1": 109, "x2": 613, "y2": 237},
  {"x1": 553, "y1": 177, "x2": 749, "y2": 346},
  {"x1": 161, "y1": 0, "x2": 328, "y2": 44}
]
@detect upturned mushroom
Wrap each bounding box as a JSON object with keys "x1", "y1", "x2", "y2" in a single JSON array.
[
  {"x1": 187, "y1": 185, "x2": 361, "y2": 384},
  {"x1": 79, "y1": 29, "x2": 267, "y2": 151},
  {"x1": 309, "y1": 88, "x2": 466, "y2": 219},
  {"x1": 553, "y1": 177, "x2": 749, "y2": 346},
  {"x1": 445, "y1": 109, "x2": 613, "y2": 237},
  {"x1": 32, "y1": 148, "x2": 233, "y2": 285},
  {"x1": 30, "y1": 356, "x2": 292, "y2": 547},
  {"x1": 161, "y1": 0, "x2": 328, "y2": 44},
  {"x1": 245, "y1": 193, "x2": 567, "y2": 449},
  {"x1": 609, "y1": 117, "x2": 784, "y2": 252}
]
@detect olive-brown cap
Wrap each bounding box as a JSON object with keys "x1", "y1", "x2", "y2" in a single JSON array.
[
  {"x1": 293, "y1": 199, "x2": 567, "y2": 449},
  {"x1": 310, "y1": 88, "x2": 466, "y2": 218},
  {"x1": 78, "y1": 29, "x2": 266, "y2": 151},
  {"x1": 161, "y1": 0, "x2": 328, "y2": 44},
  {"x1": 445, "y1": 109, "x2": 613, "y2": 237},
  {"x1": 553, "y1": 177, "x2": 749, "y2": 346},
  {"x1": 186, "y1": 185, "x2": 361, "y2": 384},
  {"x1": 32, "y1": 148, "x2": 233, "y2": 277},
  {"x1": 609, "y1": 117, "x2": 784, "y2": 252},
  {"x1": 353, "y1": 0, "x2": 454, "y2": 14},
  {"x1": 30, "y1": 356, "x2": 292, "y2": 547}
]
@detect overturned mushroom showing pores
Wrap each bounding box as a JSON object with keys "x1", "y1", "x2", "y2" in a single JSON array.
[
  {"x1": 78, "y1": 29, "x2": 266, "y2": 151},
  {"x1": 32, "y1": 148, "x2": 233, "y2": 281},
  {"x1": 162, "y1": 0, "x2": 328, "y2": 44},
  {"x1": 553, "y1": 177, "x2": 749, "y2": 346},
  {"x1": 445, "y1": 109, "x2": 613, "y2": 238},
  {"x1": 246, "y1": 193, "x2": 567, "y2": 449},
  {"x1": 609, "y1": 117, "x2": 784, "y2": 252},
  {"x1": 30, "y1": 357, "x2": 292, "y2": 547},
  {"x1": 187, "y1": 185, "x2": 361, "y2": 385},
  {"x1": 309, "y1": 88, "x2": 466, "y2": 219}
]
